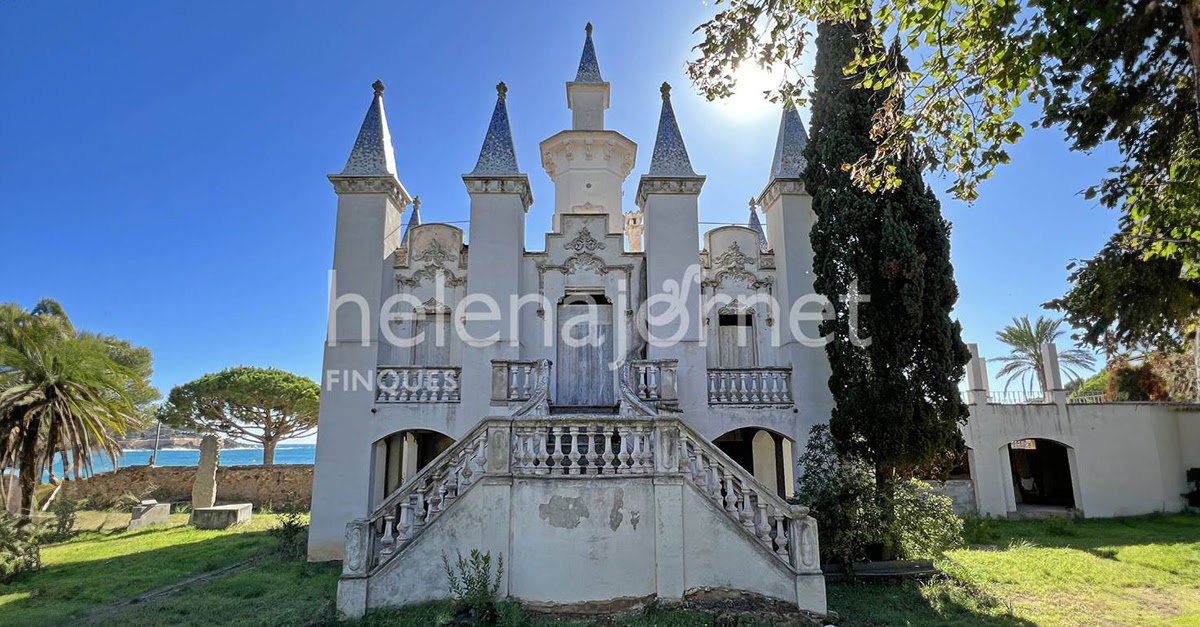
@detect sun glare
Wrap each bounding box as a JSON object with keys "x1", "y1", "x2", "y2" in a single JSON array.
[{"x1": 710, "y1": 62, "x2": 783, "y2": 119}]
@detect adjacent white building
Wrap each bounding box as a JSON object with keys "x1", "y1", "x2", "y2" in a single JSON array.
[{"x1": 309, "y1": 26, "x2": 831, "y2": 617}]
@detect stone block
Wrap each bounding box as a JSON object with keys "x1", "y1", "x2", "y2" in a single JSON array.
[
  {"x1": 129, "y1": 501, "x2": 171, "y2": 530},
  {"x1": 191, "y1": 503, "x2": 253, "y2": 529}
]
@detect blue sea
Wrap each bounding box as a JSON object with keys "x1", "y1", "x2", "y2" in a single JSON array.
[{"x1": 46, "y1": 444, "x2": 316, "y2": 478}]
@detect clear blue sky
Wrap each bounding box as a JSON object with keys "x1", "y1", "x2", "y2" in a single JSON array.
[{"x1": 1, "y1": 1, "x2": 1117, "y2": 407}]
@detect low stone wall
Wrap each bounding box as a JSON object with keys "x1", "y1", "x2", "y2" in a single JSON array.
[{"x1": 63, "y1": 464, "x2": 313, "y2": 509}]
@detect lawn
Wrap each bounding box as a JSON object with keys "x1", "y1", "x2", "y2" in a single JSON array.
[{"x1": 1, "y1": 511, "x2": 1197, "y2": 626}]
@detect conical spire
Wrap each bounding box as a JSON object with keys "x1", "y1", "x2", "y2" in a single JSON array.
[
  {"x1": 647, "y1": 83, "x2": 698, "y2": 177},
  {"x1": 401, "y1": 196, "x2": 421, "y2": 246},
  {"x1": 574, "y1": 23, "x2": 604, "y2": 83},
  {"x1": 468, "y1": 82, "x2": 521, "y2": 176},
  {"x1": 768, "y1": 103, "x2": 808, "y2": 180},
  {"x1": 747, "y1": 199, "x2": 768, "y2": 252},
  {"x1": 339, "y1": 80, "x2": 398, "y2": 177}
]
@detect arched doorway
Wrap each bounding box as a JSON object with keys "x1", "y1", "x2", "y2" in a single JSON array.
[
  {"x1": 1006, "y1": 438, "x2": 1076, "y2": 512},
  {"x1": 371, "y1": 429, "x2": 455, "y2": 506},
  {"x1": 713, "y1": 428, "x2": 794, "y2": 498}
]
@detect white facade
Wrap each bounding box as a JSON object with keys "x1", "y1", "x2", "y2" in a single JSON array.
[
  {"x1": 960, "y1": 343, "x2": 1200, "y2": 519},
  {"x1": 309, "y1": 27, "x2": 831, "y2": 617}
]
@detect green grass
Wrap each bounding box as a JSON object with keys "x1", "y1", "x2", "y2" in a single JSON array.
[
  {"x1": 830, "y1": 513, "x2": 1200, "y2": 627},
  {"x1": 2, "y1": 511, "x2": 1198, "y2": 626}
]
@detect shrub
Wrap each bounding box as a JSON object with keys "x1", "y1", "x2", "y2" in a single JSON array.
[
  {"x1": 1107, "y1": 359, "x2": 1168, "y2": 401},
  {"x1": 795, "y1": 424, "x2": 885, "y2": 567},
  {"x1": 0, "y1": 512, "x2": 41, "y2": 583},
  {"x1": 47, "y1": 497, "x2": 83, "y2": 542},
  {"x1": 795, "y1": 425, "x2": 965, "y2": 567},
  {"x1": 442, "y1": 549, "x2": 504, "y2": 627},
  {"x1": 891, "y1": 478, "x2": 964, "y2": 558},
  {"x1": 269, "y1": 500, "x2": 309, "y2": 559}
]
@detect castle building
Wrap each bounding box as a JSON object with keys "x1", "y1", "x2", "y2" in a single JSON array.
[{"x1": 310, "y1": 26, "x2": 831, "y2": 618}]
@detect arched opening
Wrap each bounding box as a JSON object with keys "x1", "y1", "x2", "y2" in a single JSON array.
[
  {"x1": 713, "y1": 427, "x2": 794, "y2": 498},
  {"x1": 1006, "y1": 438, "x2": 1076, "y2": 512},
  {"x1": 371, "y1": 429, "x2": 455, "y2": 506}
]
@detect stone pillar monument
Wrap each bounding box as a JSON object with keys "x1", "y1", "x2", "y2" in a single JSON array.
[{"x1": 192, "y1": 435, "x2": 219, "y2": 509}]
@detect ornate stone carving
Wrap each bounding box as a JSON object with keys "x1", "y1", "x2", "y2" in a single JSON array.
[
  {"x1": 703, "y1": 242, "x2": 774, "y2": 289},
  {"x1": 756, "y1": 179, "x2": 806, "y2": 209},
  {"x1": 343, "y1": 519, "x2": 369, "y2": 576},
  {"x1": 635, "y1": 177, "x2": 705, "y2": 206},
  {"x1": 461, "y1": 175, "x2": 533, "y2": 207},
  {"x1": 564, "y1": 252, "x2": 606, "y2": 275},
  {"x1": 512, "y1": 359, "x2": 552, "y2": 417},
  {"x1": 397, "y1": 266, "x2": 466, "y2": 288},
  {"x1": 563, "y1": 226, "x2": 606, "y2": 253},
  {"x1": 414, "y1": 239, "x2": 458, "y2": 265},
  {"x1": 328, "y1": 175, "x2": 410, "y2": 207}
]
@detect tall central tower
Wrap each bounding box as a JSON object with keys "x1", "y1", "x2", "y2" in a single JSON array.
[{"x1": 539, "y1": 24, "x2": 637, "y2": 235}]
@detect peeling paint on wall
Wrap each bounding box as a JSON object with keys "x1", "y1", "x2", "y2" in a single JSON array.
[
  {"x1": 539, "y1": 494, "x2": 590, "y2": 529},
  {"x1": 609, "y1": 487, "x2": 625, "y2": 530}
]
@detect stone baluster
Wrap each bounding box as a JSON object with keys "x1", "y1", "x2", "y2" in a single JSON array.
[
  {"x1": 550, "y1": 426, "x2": 565, "y2": 474},
  {"x1": 398, "y1": 499, "x2": 414, "y2": 541},
  {"x1": 583, "y1": 424, "x2": 598, "y2": 474},
  {"x1": 723, "y1": 474, "x2": 738, "y2": 513},
  {"x1": 707, "y1": 372, "x2": 717, "y2": 403},
  {"x1": 773, "y1": 513, "x2": 789, "y2": 558},
  {"x1": 616, "y1": 426, "x2": 631, "y2": 473},
  {"x1": 411, "y1": 492, "x2": 426, "y2": 530},
  {"x1": 601, "y1": 426, "x2": 616, "y2": 474},
  {"x1": 567, "y1": 426, "x2": 582, "y2": 474},
  {"x1": 648, "y1": 366, "x2": 660, "y2": 400},
  {"x1": 379, "y1": 514, "x2": 397, "y2": 558},
  {"x1": 755, "y1": 502, "x2": 771, "y2": 546},
  {"x1": 748, "y1": 372, "x2": 761, "y2": 403},
  {"x1": 536, "y1": 426, "x2": 551, "y2": 474},
  {"x1": 740, "y1": 491, "x2": 757, "y2": 533}
]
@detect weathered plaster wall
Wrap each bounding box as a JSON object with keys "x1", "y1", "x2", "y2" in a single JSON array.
[
  {"x1": 963, "y1": 402, "x2": 1199, "y2": 518},
  {"x1": 63, "y1": 464, "x2": 313, "y2": 508},
  {"x1": 350, "y1": 474, "x2": 825, "y2": 615}
]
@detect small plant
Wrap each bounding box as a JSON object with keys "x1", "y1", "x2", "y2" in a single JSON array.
[
  {"x1": 47, "y1": 497, "x2": 83, "y2": 541},
  {"x1": 0, "y1": 512, "x2": 41, "y2": 583},
  {"x1": 443, "y1": 549, "x2": 505, "y2": 627},
  {"x1": 269, "y1": 499, "x2": 309, "y2": 559}
]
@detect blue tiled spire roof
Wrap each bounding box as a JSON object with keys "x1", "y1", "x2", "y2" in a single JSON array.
[
  {"x1": 769, "y1": 103, "x2": 809, "y2": 180},
  {"x1": 747, "y1": 201, "x2": 768, "y2": 252},
  {"x1": 574, "y1": 23, "x2": 604, "y2": 83},
  {"x1": 647, "y1": 82, "x2": 698, "y2": 177},
  {"x1": 339, "y1": 80, "x2": 398, "y2": 177},
  {"x1": 468, "y1": 82, "x2": 521, "y2": 176},
  {"x1": 401, "y1": 196, "x2": 421, "y2": 246}
]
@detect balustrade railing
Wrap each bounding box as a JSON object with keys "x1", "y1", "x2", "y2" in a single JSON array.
[
  {"x1": 511, "y1": 419, "x2": 655, "y2": 476},
  {"x1": 707, "y1": 368, "x2": 793, "y2": 405},
  {"x1": 359, "y1": 422, "x2": 492, "y2": 573},
  {"x1": 627, "y1": 360, "x2": 678, "y2": 407},
  {"x1": 491, "y1": 360, "x2": 541, "y2": 403},
  {"x1": 677, "y1": 422, "x2": 817, "y2": 571},
  {"x1": 353, "y1": 416, "x2": 818, "y2": 576},
  {"x1": 376, "y1": 367, "x2": 462, "y2": 403},
  {"x1": 1067, "y1": 394, "x2": 1106, "y2": 405}
]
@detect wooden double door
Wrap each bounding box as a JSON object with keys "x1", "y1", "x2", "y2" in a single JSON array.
[{"x1": 556, "y1": 296, "x2": 615, "y2": 407}]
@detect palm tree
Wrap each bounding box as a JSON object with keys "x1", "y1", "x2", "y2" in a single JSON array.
[
  {"x1": 992, "y1": 315, "x2": 1097, "y2": 393},
  {"x1": 0, "y1": 300, "x2": 144, "y2": 524}
]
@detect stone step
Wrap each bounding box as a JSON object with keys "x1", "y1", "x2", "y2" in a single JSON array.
[{"x1": 191, "y1": 503, "x2": 253, "y2": 529}]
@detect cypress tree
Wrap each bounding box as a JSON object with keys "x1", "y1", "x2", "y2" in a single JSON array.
[{"x1": 805, "y1": 20, "x2": 971, "y2": 495}]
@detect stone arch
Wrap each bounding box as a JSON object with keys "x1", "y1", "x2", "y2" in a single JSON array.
[
  {"x1": 712, "y1": 426, "x2": 795, "y2": 498},
  {"x1": 1000, "y1": 437, "x2": 1081, "y2": 515},
  {"x1": 370, "y1": 428, "x2": 455, "y2": 507}
]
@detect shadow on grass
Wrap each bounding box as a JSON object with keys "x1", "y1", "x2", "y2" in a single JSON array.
[
  {"x1": 1, "y1": 530, "x2": 276, "y2": 627},
  {"x1": 828, "y1": 579, "x2": 1037, "y2": 627}
]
